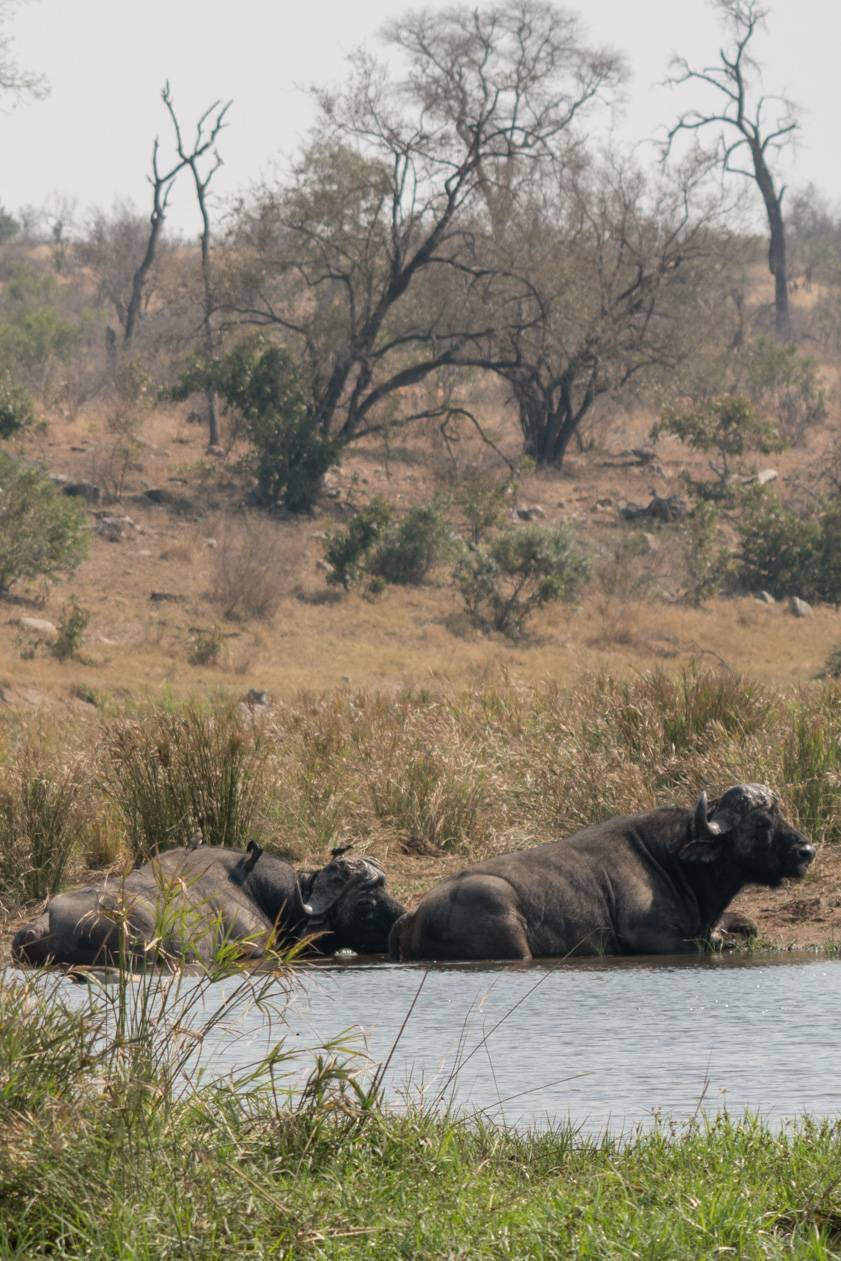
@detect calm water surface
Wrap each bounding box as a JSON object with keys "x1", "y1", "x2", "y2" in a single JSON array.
[{"x1": 50, "y1": 954, "x2": 841, "y2": 1134}]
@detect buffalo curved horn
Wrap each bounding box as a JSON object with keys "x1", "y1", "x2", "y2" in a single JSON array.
[
  {"x1": 696, "y1": 783, "x2": 776, "y2": 839},
  {"x1": 694, "y1": 790, "x2": 715, "y2": 838}
]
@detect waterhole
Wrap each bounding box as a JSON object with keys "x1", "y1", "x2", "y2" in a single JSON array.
[{"x1": 49, "y1": 953, "x2": 841, "y2": 1134}]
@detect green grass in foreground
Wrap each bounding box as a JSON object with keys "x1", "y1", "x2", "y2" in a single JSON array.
[{"x1": 1, "y1": 969, "x2": 841, "y2": 1259}]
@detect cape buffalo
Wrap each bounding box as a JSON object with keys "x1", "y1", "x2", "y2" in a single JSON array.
[
  {"x1": 389, "y1": 784, "x2": 814, "y2": 961},
  {"x1": 12, "y1": 844, "x2": 405, "y2": 968}
]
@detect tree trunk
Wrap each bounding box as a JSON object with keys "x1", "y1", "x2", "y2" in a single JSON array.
[
  {"x1": 124, "y1": 206, "x2": 165, "y2": 346},
  {"x1": 751, "y1": 140, "x2": 791, "y2": 341}
]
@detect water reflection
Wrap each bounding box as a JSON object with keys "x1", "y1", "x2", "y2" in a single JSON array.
[{"x1": 45, "y1": 953, "x2": 841, "y2": 1135}]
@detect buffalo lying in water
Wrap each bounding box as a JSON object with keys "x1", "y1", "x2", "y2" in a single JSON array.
[
  {"x1": 12, "y1": 844, "x2": 405, "y2": 967},
  {"x1": 390, "y1": 784, "x2": 814, "y2": 961}
]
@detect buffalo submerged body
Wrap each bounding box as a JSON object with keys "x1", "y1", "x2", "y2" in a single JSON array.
[
  {"x1": 390, "y1": 784, "x2": 815, "y2": 962},
  {"x1": 12, "y1": 844, "x2": 406, "y2": 968}
]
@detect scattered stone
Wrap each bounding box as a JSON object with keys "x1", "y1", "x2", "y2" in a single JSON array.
[
  {"x1": 631, "y1": 447, "x2": 657, "y2": 464},
  {"x1": 203, "y1": 537, "x2": 218, "y2": 549},
  {"x1": 515, "y1": 505, "x2": 546, "y2": 521},
  {"x1": 50, "y1": 472, "x2": 70, "y2": 485},
  {"x1": 758, "y1": 590, "x2": 776, "y2": 605},
  {"x1": 595, "y1": 497, "x2": 613, "y2": 509},
  {"x1": 752, "y1": 468, "x2": 779, "y2": 487},
  {"x1": 788, "y1": 596, "x2": 813, "y2": 618},
  {"x1": 94, "y1": 513, "x2": 140, "y2": 542},
  {"x1": 143, "y1": 488, "x2": 175, "y2": 505},
  {"x1": 16, "y1": 617, "x2": 58, "y2": 639},
  {"x1": 243, "y1": 688, "x2": 270, "y2": 708},
  {"x1": 315, "y1": 558, "x2": 332, "y2": 573},
  {"x1": 641, "y1": 532, "x2": 660, "y2": 554},
  {"x1": 149, "y1": 591, "x2": 182, "y2": 604},
  {"x1": 168, "y1": 476, "x2": 188, "y2": 485},
  {"x1": 620, "y1": 494, "x2": 686, "y2": 524},
  {"x1": 324, "y1": 487, "x2": 342, "y2": 499},
  {"x1": 62, "y1": 481, "x2": 101, "y2": 504},
  {"x1": 207, "y1": 444, "x2": 225, "y2": 457},
  {"x1": 312, "y1": 531, "x2": 329, "y2": 542}
]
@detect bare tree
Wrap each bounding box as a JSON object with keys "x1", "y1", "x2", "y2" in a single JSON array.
[
  {"x1": 0, "y1": 0, "x2": 47, "y2": 104},
  {"x1": 459, "y1": 156, "x2": 731, "y2": 465},
  {"x1": 123, "y1": 83, "x2": 228, "y2": 349},
  {"x1": 665, "y1": 0, "x2": 797, "y2": 339},
  {"x1": 163, "y1": 86, "x2": 231, "y2": 446},
  {"x1": 221, "y1": 0, "x2": 622, "y2": 453}
]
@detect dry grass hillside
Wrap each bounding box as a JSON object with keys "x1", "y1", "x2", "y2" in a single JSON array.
[
  {"x1": 2, "y1": 293, "x2": 841, "y2": 952},
  {"x1": 2, "y1": 388, "x2": 840, "y2": 714}
]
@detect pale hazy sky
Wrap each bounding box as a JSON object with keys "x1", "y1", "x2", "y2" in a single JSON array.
[{"x1": 5, "y1": 0, "x2": 839, "y2": 237}]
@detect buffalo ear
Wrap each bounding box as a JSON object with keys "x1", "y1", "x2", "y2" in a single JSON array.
[{"x1": 680, "y1": 836, "x2": 725, "y2": 863}]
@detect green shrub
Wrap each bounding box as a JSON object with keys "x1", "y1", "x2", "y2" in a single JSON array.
[
  {"x1": 0, "y1": 206, "x2": 18, "y2": 243},
  {"x1": 323, "y1": 499, "x2": 393, "y2": 590},
  {"x1": 174, "y1": 340, "x2": 338, "y2": 513},
  {"x1": 653, "y1": 394, "x2": 784, "y2": 497},
  {"x1": 742, "y1": 337, "x2": 827, "y2": 444},
  {"x1": 734, "y1": 489, "x2": 841, "y2": 602},
  {"x1": 369, "y1": 503, "x2": 454, "y2": 586},
  {"x1": 0, "y1": 372, "x2": 37, "y2": 439},
  {"x1": 454, "y1": 523, "x2": 589, "y2": 637},
  {"x1": 323, "y1": 500, "x2": 453, "y2": 592},
  {"x1": 680, "y1": 502, "x2": 734, "y2": 606},
  {"x1": 188, "y1": 626, "x2": 223, "y2": 666},
  {"x1": 49, "y1": 595, "x2": 90, "y2": 662},
  {"x1": 0, "y1": 453, "x2": 88, "y2": 594}
]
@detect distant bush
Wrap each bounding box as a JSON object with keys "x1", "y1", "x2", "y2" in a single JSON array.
[
  {"x1": 174, "y1": 340, "x2": 338, "y2": 512},
  {"x1": 0, "y1": 453, "x2": 88, "y2": 595},
  {"x1": 736, "y1": 489, "x2": 841, "y2": 603},
  {"x1": 188, "y1": 626, "x2": 224, "y2": 666},
  {"x1": 653, "y1": 393, "x2": 784, "y2": 497},
  {"x1": 210, "y1": 513, "x2": 295, "y2": 622},
  {"x1": 323, "y1": 499, "x2": 392, "y2": 591},
  {"x1": 680, "y1": 502, "x2": 734, "y2": 607},
  {"x1": 0, "y1": 263, "x2": 84, "y2": 399},
  {"x1": 0, "y1": 206, "x2": 18, "y2": 244},
  {"x1": 0, "y1": 372, "x2": 37, "y2": 440},
  {"x1": 369, "y1": 504, "x2": 454, "y2": 586},
  {"x1": 49, "y1": 596, "x2": 90, "y2": 663},
  {"x1": 323, "y1": 500, "x2": 452, "y2": 592},
  {"x1": 449, "y1": 468, "x2": 519, "y2": 544},
  {"x1": 454, "y1": 523, "x2": 589, "y2": 637},
  {"x1": 741, "y1": 338, "x2": 827, "y2": 445}
]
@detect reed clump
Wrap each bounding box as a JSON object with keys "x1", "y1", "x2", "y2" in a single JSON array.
[
  {"x1": 2, "y1": 670, "x2": 841, "y2": 920},
  {"x1": 103, "y1": 703, "x2": 270, "y2": 861},
  {"x1": 0, "y1": 731, "x2": 90, "y2": 907}
]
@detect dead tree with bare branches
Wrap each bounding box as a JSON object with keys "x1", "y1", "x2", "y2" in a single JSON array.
[
  {"x1": 664, "y1": 0, "x2": 797, "y2": 339},
  {"x1": 123, "y1": 83, "x2": 229, "y2": 350},
  {"x1": 163, "y1": 85, "x2": 231, "y2": 446}
]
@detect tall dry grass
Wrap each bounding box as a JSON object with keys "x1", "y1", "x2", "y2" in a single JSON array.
[
  {"x1": 1, "y1": 669, "x2": 840, "y2": 918},
  {"x1": 103, "y1": 704, "x2": 270, "y2": 862}
]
